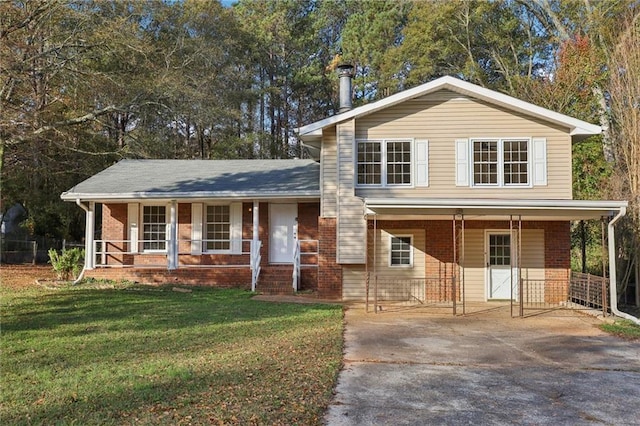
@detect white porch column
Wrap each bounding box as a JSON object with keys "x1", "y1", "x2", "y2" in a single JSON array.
[
  {"x1": 251, "y1": 200, "x2": 260, "y2": 292},
  {"x1": 253, "y1": 200, "x2": 259, "y2": 243},
  {"x1": 168, "y1": 200, "x2": 178, "y2": 270},
  {"x1": 84, "y1": 201, "x2": 95, "y2": 270}
]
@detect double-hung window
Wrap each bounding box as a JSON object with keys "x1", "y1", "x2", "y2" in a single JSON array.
[
  {"x1": 205, "y1": 205, "x2": 231, "y2": 251},
  {"x1": 191, "y1": 203, "x2": 242, "y2": 255},
  {"x1": 471, "y1": 138, "x2": 530, "y2": 186},
  {"x1": 390, "y1": 235, "x2": 413, "y2": 267},
  {"x1": 356, "y1": 139, "x2": 412, "y2": 186},
  {"x1": 503, "y1": 140, "x2": 528, "y2": 185},
  {"x1": 142, "y1": 205, "x2": 167, "y2": 251}
]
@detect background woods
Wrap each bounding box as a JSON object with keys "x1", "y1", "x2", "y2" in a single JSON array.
[{"x1": 1, "y1": 0, "x2": 639, "y2": 294}]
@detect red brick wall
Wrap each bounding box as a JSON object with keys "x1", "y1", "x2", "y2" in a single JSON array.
[
  {"x1": 93, "y1": 201, "x2": 321, "y2": 289},
  {"x1": 543, "y1": 221, "x2": 571, "y2": 302},
  {"x1": 298, "y1": 203, "x2": 320, "y2": 240},
  {"x1": 369, "y1": 219, "x2": 571, "y2": 302},
  {"x1": 318, "y1": 217, "x2": 341, "y2": 299},
  {"x1": 101, "y1": 204, "x2": 128, "y2": 265},
  {"x1": 177, "y1": 203, "x2": 191, "y2": 255}
]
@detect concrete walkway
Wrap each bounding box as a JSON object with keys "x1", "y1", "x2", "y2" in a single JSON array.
[{"x1": 326, "y1": 306, "x2": 640, "y2": 425}]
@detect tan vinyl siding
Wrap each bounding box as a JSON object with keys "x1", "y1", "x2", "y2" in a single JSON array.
[
  {"x1": 321, "y1": 127, "x2": 337, "y2": 217},
  {"x1": 461, "y1": 228, "x2": 545, "y2": 302},
  {"x1": 337, "y1": 119, "x2": 367, "y2": 264},
  {"x1": 461, "y1": 229, "x2": 485, "y2": 302},
  {"x1": 342, "y1": 228, "x2": 426, "y2": 300},
  {"x1": 372, "y1": 228, "x2": 426, "y2": 280},
  {"x1": 354, "y1": 90, "x2": 572, "y2": 199},
  {"x1": 342, "y1": 265, "x2": 366, "y2": 301}
]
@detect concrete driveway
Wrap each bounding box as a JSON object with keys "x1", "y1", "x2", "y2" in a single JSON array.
[{"x1": 326, "y1": 305, "x2": 640, "y2": 425}]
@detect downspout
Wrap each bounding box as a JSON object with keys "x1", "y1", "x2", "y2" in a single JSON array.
[
  {"x1": 73, "y1": 199, "x2": 91, "y2": 284},
  {"x1": 608, "y1": 207, "x2": 640, "y2": 325}
]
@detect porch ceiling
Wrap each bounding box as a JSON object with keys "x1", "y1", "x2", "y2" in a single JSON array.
[{"x1": 364, "y1": 198, "x2": 628, "y2": 221}]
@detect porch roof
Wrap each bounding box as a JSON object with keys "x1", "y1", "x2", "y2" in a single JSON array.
[
  {"x1": 61, "y1": 159, "x2": 320, "y2": 202},
  {"x1": 364, "y1": 198, "x2": 628, "y2": 221}
]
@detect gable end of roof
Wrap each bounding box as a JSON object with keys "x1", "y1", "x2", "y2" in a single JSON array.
[{"x1": 296, "y1": 76, "x2": 601, "y2": 140}]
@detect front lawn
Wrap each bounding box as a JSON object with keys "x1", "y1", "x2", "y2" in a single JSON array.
[{"x1": 1, "y1": 279, "x2": 343, "y2": 425}]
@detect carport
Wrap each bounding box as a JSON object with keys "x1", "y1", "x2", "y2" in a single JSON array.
[{"x1": 364, "y1": 198, "x2": 631, "y2": 320}]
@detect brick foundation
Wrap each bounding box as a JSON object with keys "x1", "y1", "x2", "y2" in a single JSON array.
[{"x1": 85, "y1": 267, "x2": 252, "y2": 288}]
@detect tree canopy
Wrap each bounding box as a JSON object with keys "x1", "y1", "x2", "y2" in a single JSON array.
[{"x1": 1, "y1": 0, "x2": 639, "y2": 286}]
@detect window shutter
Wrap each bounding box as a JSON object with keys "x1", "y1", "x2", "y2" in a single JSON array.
[
  {"x1": 230, "y1": 202, "x2": 243, "y2": 254},
  {"x1": 455, "y1": 139, "x2": 470, "y2": 186},
  {"x1": 415, "y1": 139, "x2": 429, "y2": 187},
  {"x1": 127, "y1": 203, "x2": 139, "y2": 254},
  {"x1": 191, "y1": 203, "x2": 203, "y2": 255},
  {"x1": 532, "y1": 138, "x2": 547, "y2": 186}
]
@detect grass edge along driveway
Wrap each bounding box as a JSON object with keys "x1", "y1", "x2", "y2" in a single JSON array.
[{"x1": 1, "y1": 284, "x2": 344, "y2": 425}]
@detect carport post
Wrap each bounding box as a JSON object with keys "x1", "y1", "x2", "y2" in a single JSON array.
[
  {"x1": 452, "y1": 216, "x2": 457, "y2": 315},
  {"x1": 453, "y1": 212, "x2": 465, "y2": 316},
  {"x1": 518, "y1": 215, "x2": 523, "y2": 317},
  {"x1": 365, "y1": 214, "x2": 369, "y2": 313},
  {"x1": 373, "y1": 214, "x2": 378, "y2": 313},
  {"x1": 601, "y1": 217, "x2": 607, "y2": 316},
  {"x1": 510, "y1": 216, "x2": 514, "y2": 317}
]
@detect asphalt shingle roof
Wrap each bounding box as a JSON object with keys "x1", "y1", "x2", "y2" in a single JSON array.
[{"x1": 61, "y1": 159, "x2": 320, "y2": 200}]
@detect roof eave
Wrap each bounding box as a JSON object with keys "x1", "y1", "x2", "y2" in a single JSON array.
[
  {"x1": 364, "y1": 198, "x2": 627, "y2": 220},
  {"x1": 61, "y1": 191, "x2": 321, "y2": 202}
]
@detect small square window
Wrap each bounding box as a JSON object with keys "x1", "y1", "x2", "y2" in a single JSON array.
[{"x1": 390, "y1": 235, "x2": 412, "y2": 267}]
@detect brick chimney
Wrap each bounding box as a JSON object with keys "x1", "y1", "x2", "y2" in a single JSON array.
[{"x1": 337, "y1": 64, "x2": 354, "y2": 113}]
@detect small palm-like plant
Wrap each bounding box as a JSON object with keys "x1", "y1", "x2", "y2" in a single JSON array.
[{"x1": 48, "y1": 248, "x2": 84, "y2": 281}]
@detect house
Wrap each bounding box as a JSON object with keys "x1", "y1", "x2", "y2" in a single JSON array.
[{"x1": 62, "y1": 70, "x2": 628, "y2": 315}]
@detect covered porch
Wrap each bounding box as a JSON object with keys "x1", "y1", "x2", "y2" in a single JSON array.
[
  {"x1": 77, "y1": 199, "x2": 319, "y2": 293},
  {"x1": 362, "y1": 198, "x2": 628, "y2": 318}
]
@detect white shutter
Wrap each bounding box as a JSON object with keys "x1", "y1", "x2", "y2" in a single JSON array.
[
  {"x1": 191, "y1": 203, "x2": 203, "y2": 255},
  {"x1": 415, "y1": 139, "x2": 429, "y2": 187},
  {"x1": 455, "y1": 139, "x2": 470, "y2": 186},
  {"x1": 532, "y1": 138, "x2": 547, "y2": 186},
  {"x1": 230, "y1": 202, "x2": 243, "y2": 254},
  {"x1": 127, "y1": 203, "x2": 139, "y2": 254}
]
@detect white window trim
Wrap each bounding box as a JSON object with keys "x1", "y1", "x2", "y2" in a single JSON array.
[
  {"x1": 140, "y1": 203, "x2": 169, "y2": 253},
  {"x1": 470, "y1": 137, "x2": 533, "y2": 188},
  {"x1": 202, "y1": 202, "x2": 242, "y2": 255},
  {"x1": 355, "y1": 138, "x2": 415, "y2": 188},
  {"x1": 389, "y1": 234, "x2": 413, "y2": 268}
]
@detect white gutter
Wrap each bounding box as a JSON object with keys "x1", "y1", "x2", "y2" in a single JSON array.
[
  {"x1": 365, "y1": 198, "x2": 627, "y2": 210},
  {"x1": 608, "y1": 206, "x2": 640, "y2": 325},
  {"x1": 61, "y1": 191, "x2": 321, "y2": 202}
]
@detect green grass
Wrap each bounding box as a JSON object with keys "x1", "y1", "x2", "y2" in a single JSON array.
[
  {"x1": 1, "y1": 283, "x2": 344, "y2": 425},
  {"x1": 599, "y1": 319, "x2": 640, "y2": 340}
]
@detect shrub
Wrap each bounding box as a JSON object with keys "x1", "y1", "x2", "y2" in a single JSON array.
[{"x1": 48, "y1": 248, "x2": 84, "y2": 281}]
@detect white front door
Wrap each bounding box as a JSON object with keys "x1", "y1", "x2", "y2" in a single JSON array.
[
  {"x1": 487, "y1": 232, "x2": 517, "y2": 300},
  {"x1": 269, "y1": 203, "x2": 297, "y2": 263}
]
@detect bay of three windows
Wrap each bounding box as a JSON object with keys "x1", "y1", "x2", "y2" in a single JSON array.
[{"x1": 356, "y1": 138, "x2": 532, "y2": 187}]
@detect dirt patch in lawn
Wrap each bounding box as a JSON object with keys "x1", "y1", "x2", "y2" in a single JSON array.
[{"x1": 0, "y1": 264, "x2": 55, "y2": 290}]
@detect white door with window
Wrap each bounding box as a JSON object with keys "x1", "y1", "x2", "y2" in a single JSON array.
[
  {"x1": 269, "y1": 204, "x2": 297, "y2": 264},
  {"x1": 486, "y1": 232, "x2": 517, "y2": 300}
]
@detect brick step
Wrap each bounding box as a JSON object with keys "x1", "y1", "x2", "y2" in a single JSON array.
[{"x1": 257, "y1": 281, "x2": 294, "y2": 295}]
